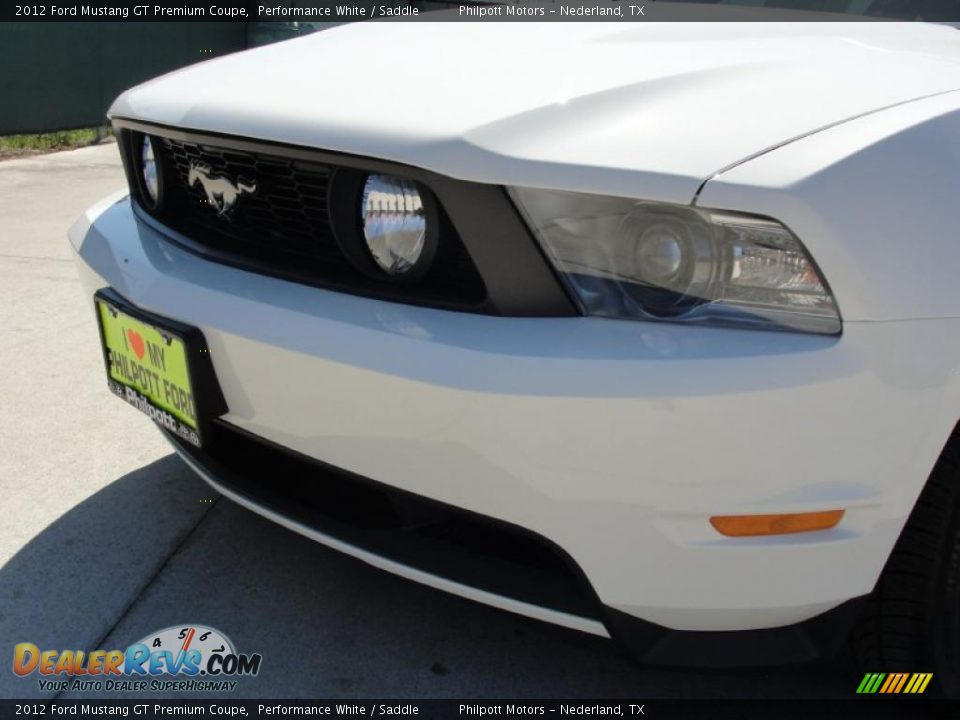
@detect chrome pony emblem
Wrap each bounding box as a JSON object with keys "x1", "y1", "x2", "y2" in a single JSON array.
[{"x1": 187, "y1": 162, "x2": 256, "y2": 217}]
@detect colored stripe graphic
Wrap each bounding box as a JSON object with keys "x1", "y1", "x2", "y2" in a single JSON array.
[
  {"x1": 891, "y1": 673, "x2": 909, "y2": 694},
  {"x1": 879, "y1": 674, "x2": 897, "y2": 693},
  {"x1": 906, "y1": 673, "x2": 933, "y2": 694},
  {"x1": 856, "y1": 673, "x2": 886, "y2": 694},
  {"x1": 857, "y1": 672, "x2": 933, "y2": 694}
]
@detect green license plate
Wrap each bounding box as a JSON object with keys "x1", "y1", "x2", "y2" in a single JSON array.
[{"x1": 96, "y1": 295, "x2": 205, "y2": 447}]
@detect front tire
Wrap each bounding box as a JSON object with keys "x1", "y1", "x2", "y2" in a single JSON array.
[{"x1": 850, "y1": 425, "x2": 960, "y2": 698}]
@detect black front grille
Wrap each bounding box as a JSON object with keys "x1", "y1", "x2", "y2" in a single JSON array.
[{"x1": 142, "y1": 134, "x2": 488, "y2": 310}]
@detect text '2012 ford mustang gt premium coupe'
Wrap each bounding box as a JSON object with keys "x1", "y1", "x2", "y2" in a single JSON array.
[{"x1": 70, "y1": 22, "x2": 960, "y2": 694}]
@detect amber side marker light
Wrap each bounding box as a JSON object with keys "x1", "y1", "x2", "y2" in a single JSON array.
[{"x1": 710, "y1": 510, "x2": 845, "y2": 537}]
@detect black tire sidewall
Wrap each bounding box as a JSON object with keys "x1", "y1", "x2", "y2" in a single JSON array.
[{"x1": 933, "y1": 501, "x2": 960, "y2": 697}]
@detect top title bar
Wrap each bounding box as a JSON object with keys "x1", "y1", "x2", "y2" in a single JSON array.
[{"x1": 5, "y1": 0, "x2": 959, "y2": 22}]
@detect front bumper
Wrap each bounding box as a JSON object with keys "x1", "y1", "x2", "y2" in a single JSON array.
[
  {"x1": 70, "y1": 193, "x2": 960, "y2": 641},
  {"x1": 164, "y1": 416, "x2": 865, "y2": 666}
]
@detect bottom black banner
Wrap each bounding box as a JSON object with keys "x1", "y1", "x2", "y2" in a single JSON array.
[{"x1": 0, "y1": 699, "x2": 955, "y2": 720}]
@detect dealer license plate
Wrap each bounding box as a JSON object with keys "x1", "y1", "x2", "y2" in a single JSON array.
[{"x1": 95, "y1": 295, "x2": 204, "y2": 447}]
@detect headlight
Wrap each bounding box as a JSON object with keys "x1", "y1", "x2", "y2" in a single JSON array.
[
  {"x1": 510, "y1": 188, "x2": 841, "y2": 335},
  {"x1": 140, "y1": 136, "x2": 160, "y2": 206},
  {"x1": 361, "y1": 174, "x2": 429, "y2": 277}
]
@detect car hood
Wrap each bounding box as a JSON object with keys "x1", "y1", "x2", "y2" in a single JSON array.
[{"x1": 111, "y1": 21, "x2": 960, "y2": 203}]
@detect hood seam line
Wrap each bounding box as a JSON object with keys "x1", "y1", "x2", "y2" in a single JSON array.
[{"x1": 692, "y1": 85, "x2": 960, "y2": 206}]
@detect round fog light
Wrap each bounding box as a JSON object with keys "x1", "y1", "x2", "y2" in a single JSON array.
[
  {"x1": 141, "y1": 136, "x2": 159, "y2": 206},
  {"x1": 361, "y1": 174, "x2": 428, "y2": 277}
]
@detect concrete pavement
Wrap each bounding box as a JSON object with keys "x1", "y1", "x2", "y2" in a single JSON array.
[
  {"x1": 0, "y1": 143, "x2": 210, "y2": 698},
  {"x1": 0, "y1": 144, "x2": 852, "y2": 700}
]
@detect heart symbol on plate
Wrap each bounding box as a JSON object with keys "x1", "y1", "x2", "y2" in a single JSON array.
[{"x1": 127, "y1": 329, "x2": 146, "y2": 360}]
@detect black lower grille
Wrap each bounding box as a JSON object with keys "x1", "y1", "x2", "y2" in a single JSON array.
[
  {"x1": 139, "y1": 132, "x2": 488, "y2": 310},
  {"x1": 168, "y1": 420, "x2": 605, "y2": 624}
]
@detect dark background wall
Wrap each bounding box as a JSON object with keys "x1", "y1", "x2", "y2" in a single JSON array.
[
  {"x1": 0, "y1": 4, "x2": 469, "y2": 136},
  {"x1": 0, "y1": 23, "x2": 247, "y2": 135}
]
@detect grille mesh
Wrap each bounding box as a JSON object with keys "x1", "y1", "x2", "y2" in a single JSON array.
[{"x1": 148, "y1": 136, "x2": 487, "y2": 309}]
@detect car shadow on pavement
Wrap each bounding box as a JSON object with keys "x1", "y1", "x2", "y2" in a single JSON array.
[
  {"x1": 1, "y1": 454, "x2": 854, "y2": 700},
  {"x1": 0, "y1": 455, "x2": 211, "y2": 698}
]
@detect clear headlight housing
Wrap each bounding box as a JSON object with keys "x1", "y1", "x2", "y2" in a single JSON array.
[{"x1": 510, "y1": 188, "x2": 841, "y2": 335}]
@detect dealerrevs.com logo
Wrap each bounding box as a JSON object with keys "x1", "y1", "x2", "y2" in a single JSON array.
[{"x1": 12, "y1": 624, "x2": 262, "y2": 693}]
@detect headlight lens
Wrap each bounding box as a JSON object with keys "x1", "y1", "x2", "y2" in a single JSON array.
[
  {"x1": 510, "y1": 187, "x2": 841, "y2": 335},
  {"x1": 361, "y1": 174, "x2": 427, "y2": 276},
  {"x1": 141, "y1": 136, "x2": 159, "y2": 205}
]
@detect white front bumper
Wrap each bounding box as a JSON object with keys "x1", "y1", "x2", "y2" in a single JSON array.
[{"x1": 70, "y1": 193, "x2": 960, "y2": 632}]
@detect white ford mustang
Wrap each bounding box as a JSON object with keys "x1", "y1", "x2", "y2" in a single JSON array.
[{"x1": 70, "y1": 20, "x2": 960, "y2": 694}]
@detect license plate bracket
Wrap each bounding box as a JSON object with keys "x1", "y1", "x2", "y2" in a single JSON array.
[{"x1": 94, "y1": 289, "x2": 227, "y2": 447}]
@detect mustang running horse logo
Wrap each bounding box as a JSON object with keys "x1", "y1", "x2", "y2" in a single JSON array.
[{"x1": 188, "y1": 163, "x2": 256, "y2": 217}]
